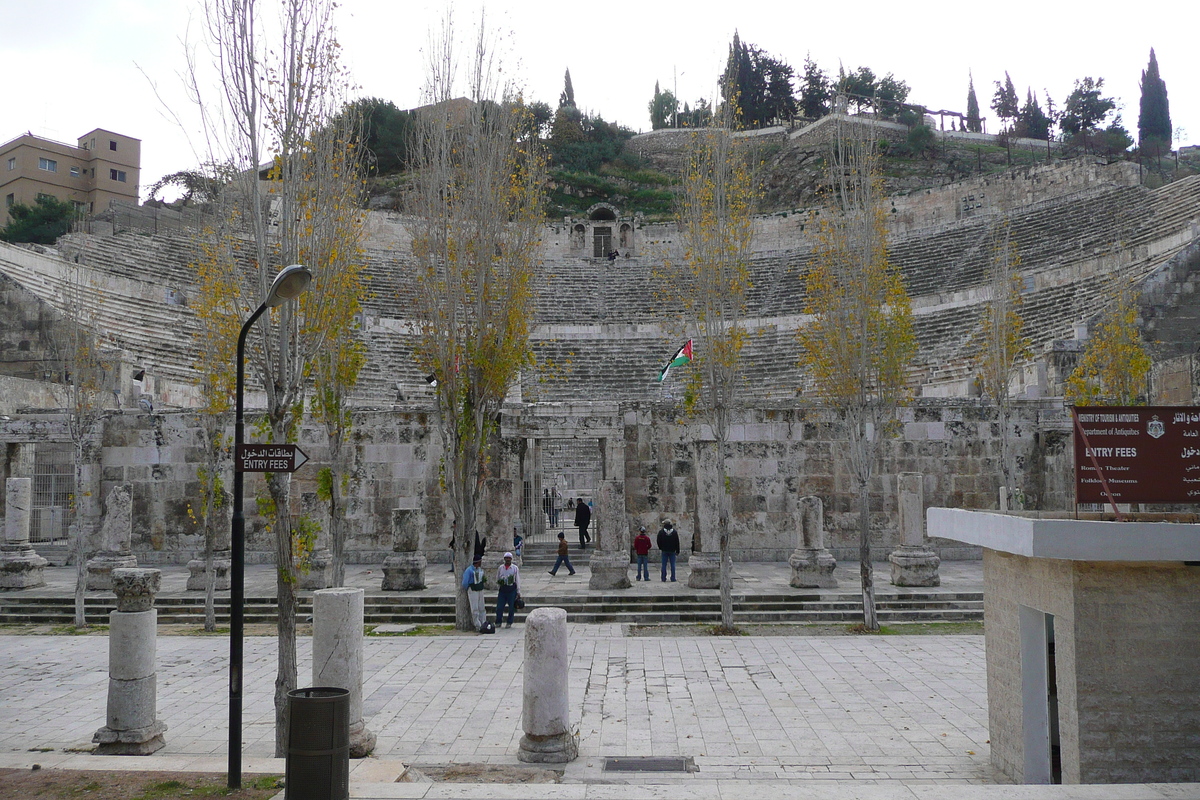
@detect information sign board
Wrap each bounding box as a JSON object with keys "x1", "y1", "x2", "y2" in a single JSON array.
[
  {"x1": 235, "y1": 444, "x2": 309, "y2": 473},
  {"x1": 1073, "y1": 406, "x2": 1200, "y2": 504}
]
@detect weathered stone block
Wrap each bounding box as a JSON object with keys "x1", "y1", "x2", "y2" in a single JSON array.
[
  {"x1": 687, "y1": 552, "x2": 720, "y2": 589},
  {"x1": 789, "y1": 548, "x2": 837, "y2": 588},
  {"x1": 889, "y1": 546, "x2": 942, "y2": 586},
  {"x1": 111, "y1": 568, "x2": 161, "y2": 612},
  {"x1": 381, "y1": 552, "x2": 427, "y2": 591}
]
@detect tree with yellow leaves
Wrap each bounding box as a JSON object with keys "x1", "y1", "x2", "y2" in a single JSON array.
[
  {"x1": 1065, "y1": 283, "x2": 1151, "y2": 406},
  {"x1": 671, "y1": 123, "x2": 755, "y2": 631},
  {"x1": 190, "y1": 195, "x2": 241, "y2": 632},
  {"x1": 409, "y1": 14, "x2": 546, "y2": 631},
  {"x1": 973, "y1": 220, "x2": 1032, "y2": 495},
  {"x1": 191, "y1": 0, "x2": 367, "y2": 756},
  {"x1": 798, "y1": 117, "x2": 916, "y2": 632}
]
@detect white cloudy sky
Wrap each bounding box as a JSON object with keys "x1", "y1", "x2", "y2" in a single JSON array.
[{"x1": 2, "y1": 0, "x2": 1195, "y2": 198}]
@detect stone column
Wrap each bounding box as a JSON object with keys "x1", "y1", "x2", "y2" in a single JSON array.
[
  {"x1": 381, "y1": 508, "x2": 427, "y2": 590},
  {"x1": 313, "y1": 587, "x2": 376, "y2": 758},
  {"x1": 789, "y1": 495, "x2": 837, "y2": 588},
  {"x1": 688, "y1": 441, "x2": 720, "y2": 589},
  {"x1": 0, "y1": 478, "x2": 48, "y2": 589},
  {"x1": 186, "y1": 489, "x2": 232, "y2": 591},
  {"x1": 299, "y1": 491, "x2": 334, "y2": 590},
  {"x1": 518, "y1": 607, "x2": 577, "y2": 763},
  {"x1": 93, "y1": 568, "x2": 167, "y2": 754},
  {"x1": 86, "y1": 484, "x2": 137, "y2": 591},
  {"x1": 588, "y1": 479, "x2": 630, "y2": 589},
  {"x1": 889, "y1": 473, "x2": 941, "y2": 586}
]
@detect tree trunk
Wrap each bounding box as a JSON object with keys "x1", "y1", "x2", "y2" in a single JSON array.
[
  {"x1": 858, "y1": 480, "x2": 879, "y2": 631},
  {"x1": 717, "y1": 450, "x2": 734, "y2": 630},
  {"x1": 73, "y1": 518, "x2": 87, "y2": 628},
  {"x1": 268, "y1": 472, "x2": 298, "y2": 758},
  {"x1": 204, "y1": 518, "x2": 216, "y2": 632}
]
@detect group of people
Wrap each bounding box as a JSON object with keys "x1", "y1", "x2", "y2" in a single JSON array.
[
  {"x1": 459, "y1": 518, "x2": 686, "y2": 633},
  {"x1": 461, "y1": 551, "x2": 523, "y2": 632}
]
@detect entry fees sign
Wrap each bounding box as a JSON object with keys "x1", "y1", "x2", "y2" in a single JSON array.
[
  {"x1": 1073, "y1": 406, "x2": 1200, "y2": 504},
  {"x1": 235, "y1": 444, "x2": 309, "y2": 473}
]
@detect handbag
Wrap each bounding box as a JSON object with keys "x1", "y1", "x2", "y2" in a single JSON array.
[{"x1": 515, "y1": 595, "x2": 526, "y2": 610}]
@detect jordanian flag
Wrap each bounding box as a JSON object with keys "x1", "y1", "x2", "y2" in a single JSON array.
[{"x1": 657, "y1": 339, "x2": 693, "y2": 382}]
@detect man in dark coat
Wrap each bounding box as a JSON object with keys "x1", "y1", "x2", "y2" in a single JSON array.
[
  {"x1": 574, "y1": 497, "x2": 591, "y2": 548},
  {"x1": 656, "y1": 519, "x2": 681, "y2": 582}
]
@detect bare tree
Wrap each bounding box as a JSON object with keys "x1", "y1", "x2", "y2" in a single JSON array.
[
  {"x1": 408, "y1": 13, "x2": 546, "y2": 631},
  {"x1": 799, "y1": 117, "x2": 916, "y2": 631},
  {"x1": 668, "y1": 124, "x2": 755, "y2": 631},
  {"x1": 193, "y1": 0, "x2": 366, "y2": 755},
  {"x1": 973, "y1": 219, "x2": 1031, "y2": 499}
]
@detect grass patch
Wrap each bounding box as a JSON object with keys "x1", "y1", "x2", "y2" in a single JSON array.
[{"x1": 50, "y1": 624, "x2": 108, "y2": 635}]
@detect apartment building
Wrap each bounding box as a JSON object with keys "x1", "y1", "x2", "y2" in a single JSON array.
[{"x1": 1, "y1": 128, "x2": 140, "y2": 226}]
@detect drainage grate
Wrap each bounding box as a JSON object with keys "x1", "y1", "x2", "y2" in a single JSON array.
[{"x1": 603, "y1": 756, "x2": 696, "y2": 773}]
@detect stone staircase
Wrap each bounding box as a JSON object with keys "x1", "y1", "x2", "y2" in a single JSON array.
[{"x1": 0, "y1": 586, "x2": 983, "y2": 626}]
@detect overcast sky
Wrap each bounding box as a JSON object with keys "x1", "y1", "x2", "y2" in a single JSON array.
[{"x1": 3, "y1": 0, "x2": 1195, "y2": 199}]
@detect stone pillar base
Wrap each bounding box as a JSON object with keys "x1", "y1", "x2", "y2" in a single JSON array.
[
  {"x1": 0, "y1": 549, "x2": 49, "y2": 589},
  {"x1": 588, "y1": 551, "x2": 631, "y2": 590},
  {"x1": 789, "y1": 548, "x2": 837, "y2": 588},
  {"x1": 349, "y1": 719, "x2": 377, "y2": 758},
  {"x1": 86, "y1": 553, "x2": 137, "y2": 591},
  {"x1": 299, "y1": 549, "x2": 334, "y2": 590},
  {"x1": 889, "y1": 546, "x2": 941, "y2": 587},
  {"x1": 518, "y1": 731, "x2": 578, "y2": 764},
  {"x1": 185, "y1": 557, "x2": 231, "y2": 591},
  {"x1": 93, "y1": 720, "x2": 167, "y2": 755},
  {"x1": 687, "y1": 552, "x2": 720, "y2": 589},
  {"x1": 381, "y1": 552, "x2": 427, "y2": 591}
]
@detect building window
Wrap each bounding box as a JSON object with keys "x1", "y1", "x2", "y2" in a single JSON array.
[
  {"x1": 89, "y1": 138, "x2": 96, "y2": 150},
  {"x1": 38, "y1": 157, "x2": 57, "y2": 173},
  {"x1": 109, "y1": 140, "x2": 117, "y2": 151},
  {"x1": 72, "y1": 200, "x2": 87, "y2": 215},
  {"x1": 4, "y1": 194, "x2": 13, "y2": 208},
  {"x1": 36, "y1": 193, "x2": 54, "y2": 202},
  {"x1": 110, "y1": 169, "x2": 127, "y2": 183},
  {"x1": 70, "y1": 166, "x2": 81, "y2": 178},
  {"x1": 5, "y1": 157, "x2": 14, "y2": 171}
]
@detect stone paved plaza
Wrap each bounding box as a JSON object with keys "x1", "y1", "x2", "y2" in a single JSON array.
[{"x1": 1, "y1": 563, "x2": 1198, "y2": 799}]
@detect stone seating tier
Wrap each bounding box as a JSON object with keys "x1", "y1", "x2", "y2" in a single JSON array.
[{"x1": 3, "y1": 170, "x2": 1197, "y2": 406}]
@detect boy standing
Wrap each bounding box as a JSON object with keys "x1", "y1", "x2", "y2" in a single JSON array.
[{"x1": 633, "y1": 526, "x2": 652, "y2": 581}]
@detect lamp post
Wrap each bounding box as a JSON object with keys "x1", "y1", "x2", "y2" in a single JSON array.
[{"x1": 228, "y1": 264, "x2": 312, "y2": 789}]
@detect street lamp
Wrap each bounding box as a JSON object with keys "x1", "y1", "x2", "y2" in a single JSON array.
[{"x1": 228, "y1": 264, "x2": 312, "y2": 789}]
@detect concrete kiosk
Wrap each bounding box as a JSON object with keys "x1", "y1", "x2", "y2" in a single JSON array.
[{"x1": 929, "y1": 508, "x2": 1200, "y2": 785}]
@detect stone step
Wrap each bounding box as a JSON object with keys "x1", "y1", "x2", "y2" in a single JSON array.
[{"x1": 0, "y1": 590, "x2": 983, "y2": 626}]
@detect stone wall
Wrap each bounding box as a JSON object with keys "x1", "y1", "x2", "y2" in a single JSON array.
[
  {"x1": 3, "y1": 398, "x2": 1075, "y2": 566},
  {"x1": 622, "y1": 400, "x2": 1073, "y2": 561}
]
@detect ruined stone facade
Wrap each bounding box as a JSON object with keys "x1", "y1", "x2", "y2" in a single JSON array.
[{"x1": 0, "y1": 158, "x2": 1197, "y2": 565}]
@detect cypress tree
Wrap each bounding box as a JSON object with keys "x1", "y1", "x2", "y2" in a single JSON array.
[
  {"x1": 966, "y1": 73, "x2": 982, "y2": 133},
  {"x1": 1138, "y1": 48, "x2": 1171, "y2": 153}
]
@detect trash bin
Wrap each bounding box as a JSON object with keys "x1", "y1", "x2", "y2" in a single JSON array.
[{"x1": 285, "y1": 687, "x2": 349, "y2": 800}]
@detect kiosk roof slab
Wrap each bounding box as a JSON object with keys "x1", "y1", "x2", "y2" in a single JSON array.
[{"x1": 928, "y1": 507, "x2": 1200, "y2": 561}]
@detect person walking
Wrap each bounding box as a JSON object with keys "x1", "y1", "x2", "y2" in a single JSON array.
[
  {"x1": 575, "y1": 497, "x2": 591, "y2": 548},
  {"x1": 633, "y1": 525, "x2": 652, "y2": 581},
  {"x1": 657, "y1": 519, "x2": 680, "y2": 582},
  {"x1": 495, "y1": 552, "x2": 522, "y2": 629},
  {"x1": 462, "y1": 556, "x2": 488, "y2": 631},
  {"x1": 548, "y1": 531, "x2": 576, "y2": 576}
]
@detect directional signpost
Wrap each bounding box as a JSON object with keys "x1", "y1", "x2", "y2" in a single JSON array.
[{"x1": 235, "y1": 444, "x2": 309, "y2": 473}]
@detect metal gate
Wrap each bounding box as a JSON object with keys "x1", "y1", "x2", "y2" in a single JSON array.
[
  {"x1": 526, "y1": 439, "x2": 601, "y2": 545},
  {"x1": 31, "y1": 444, "x2": 74, "y2": 543}
]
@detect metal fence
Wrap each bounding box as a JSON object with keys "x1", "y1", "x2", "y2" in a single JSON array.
[{"x1": 31, "y1": 444, "x2": 74, "y2": 543}]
